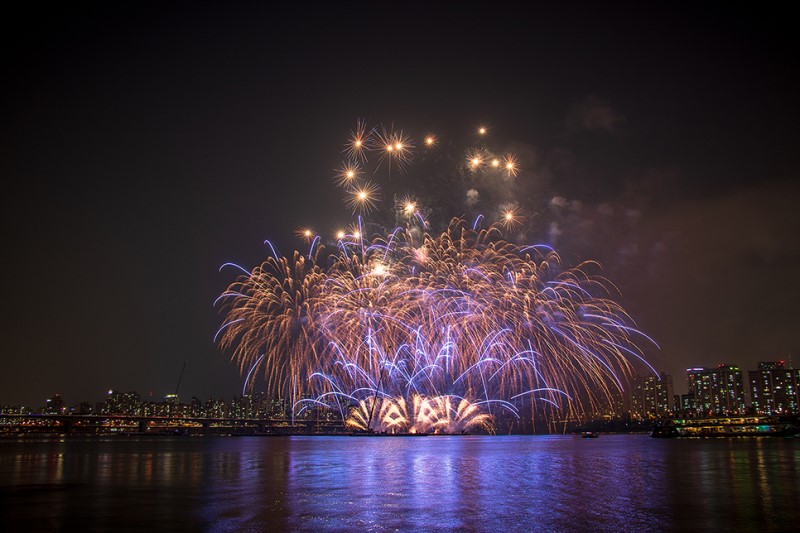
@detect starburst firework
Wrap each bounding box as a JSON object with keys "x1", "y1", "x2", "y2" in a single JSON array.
[{"x1": 215, "y1": 120, "x2": 657, "y2": 434}]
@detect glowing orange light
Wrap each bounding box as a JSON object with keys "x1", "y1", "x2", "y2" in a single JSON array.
[
  {"x1": 503, "y1": 155, "x2": 519, "y2": 177},
  {"x1": 345, "y1": 181, "x2": 380, "y2": 214},
  {"x1": 295, "y1": 227, "x2": 315, "y2": 242},
  {"x1": 500, "y1": 207, "x2": 523, "y2": 229},
  {"x1": 334, "y1": 162, "x2": 361, "y2": 187}
]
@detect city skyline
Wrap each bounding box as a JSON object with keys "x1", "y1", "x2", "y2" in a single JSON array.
[
  {"x1": 3, "y1": 3, "x2": 799, "y2": 407},
  {"x1": 6, "y1": 358, "x2": 797, "y2": 419}
]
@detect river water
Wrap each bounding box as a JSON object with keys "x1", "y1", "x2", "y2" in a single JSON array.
[{"x1": 1, "y1": 434, "x2": 798, "y2": 532}]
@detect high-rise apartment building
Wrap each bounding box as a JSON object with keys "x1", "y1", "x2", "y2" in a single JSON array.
[
  {"x1": 630, "y1": 372, "x2": 674, "y2": 419},
  {"x1": 686, "y1": 365, "x2": 745, "y2": 416},
  {"x1": 749, "y1": 361, "x2": 799, "y2": 415}
]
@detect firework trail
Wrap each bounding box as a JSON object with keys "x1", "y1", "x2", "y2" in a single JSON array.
[{"x1": 215, "y1": 120, "x2": 658, "y2": 433}]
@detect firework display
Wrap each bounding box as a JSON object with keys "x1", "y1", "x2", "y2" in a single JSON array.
[{"x1": 215, "y1": 121, "x2": 658, "y2": 433}]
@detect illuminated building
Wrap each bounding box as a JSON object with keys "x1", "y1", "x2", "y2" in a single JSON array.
[
  {"x1": 164, "y1": 393, "x2": 179, "y2": 404},
  {"x1": 104, "y1": 390, "x2": 143, "y2": 415},
  {"x1": 593, "y1": 388, "x2": 625, "y2": 420},
  {"x1": 630, "y1": 373, "x2": 674, "y2": 419},
  {"x1": 44, "y1": 394, "x2": 63, "y2": 415},
  {"x1": 1, "y1": 405, "x2": 31, "y2": 415},
  {"x1": 749, "y1": 361, "x2": 799, "y2": 415},
  {"x1": 686, "y1": 365, "x2": 746, "y2": 416},
  {"x1": 681, "y1": 393, "x2": 695, "y2": 414}
]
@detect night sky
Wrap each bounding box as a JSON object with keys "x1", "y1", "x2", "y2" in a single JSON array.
[{"x1": 3, "y1": 2, "x2": 798, "y2": 407}]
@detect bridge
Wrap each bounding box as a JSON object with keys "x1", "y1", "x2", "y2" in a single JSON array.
[{"x1": 0, "y1": 413, "x2": 351, "y2": 436}]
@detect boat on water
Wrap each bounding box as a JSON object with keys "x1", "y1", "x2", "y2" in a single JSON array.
[
  {"x1": 651, "y1": 415, "x2": 800, "y2": 438},
  {"x1": 580, "y1": 431, "x2": 600, "y2": 438}
]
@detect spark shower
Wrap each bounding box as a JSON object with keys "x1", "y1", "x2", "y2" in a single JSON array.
[{"x1": 215, "y1": 121, "x2": 658, "y2": 434}]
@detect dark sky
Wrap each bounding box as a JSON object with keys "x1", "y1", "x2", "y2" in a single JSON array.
[{"x1": 2, "y1": 2, "x2": 799, "y2": 406}]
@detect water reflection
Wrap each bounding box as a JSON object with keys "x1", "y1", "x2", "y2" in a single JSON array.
[{"x1": 1, "y1": 435, "x2": 798, "y2": 532}]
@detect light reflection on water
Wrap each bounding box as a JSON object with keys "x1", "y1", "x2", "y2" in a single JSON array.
[{"x1": 1, "y1": 435, "x2": 798, "y2": 532}]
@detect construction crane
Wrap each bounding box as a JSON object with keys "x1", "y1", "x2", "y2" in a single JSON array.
[
  {"x1": 166, "y1": 362, "x2": 186, "y2": 417},
  {"x1": 174, "y1": 361, "x2": 186, "y2": 397}
]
